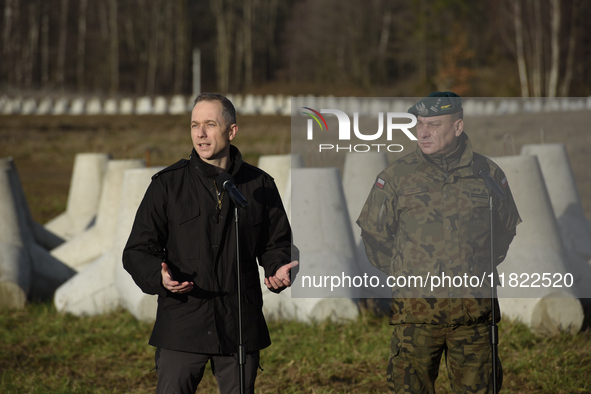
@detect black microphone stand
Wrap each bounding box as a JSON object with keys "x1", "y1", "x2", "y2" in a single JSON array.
[
  {"x1": 488, "y1": 193, "x2": 499, "y2": 394},
  {"x1": 233, "y1": 205, "x2": 246, "y2": 394}
]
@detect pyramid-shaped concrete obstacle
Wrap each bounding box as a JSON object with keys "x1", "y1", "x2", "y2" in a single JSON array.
[
  {"x1": 114, "y1": 168, "x2": 163, "y2": 321},
  {"x1": 55, "y1": 167, "x2": 162, "y2": 318},
  {"x1": 257, "y1": 154, "x2": 304, "y2": 204},
  {"x1": 256, "y1": 154, "x2": 303, "y2": 320},
  {"x1": 45, "y1": 153, "x2": 111, "y2": 240},
  {"x1": 50, "y1": 159, "x2": 145, "y2": 271},
  {"x1": 520, "y1": 143, "x2": 591, "y2": 300},
  {"x1": 288, "y1": 167, "x2": 361, "y2": 322},
  {"x1": 0, "y1": 158, "x2": 75, "y2": 309},
  {"x1": 342, "y1": 152, "x2": 391, "y2": 298},
  {"x1": 494, "y1": 155, "x2": 583, "y2": 336}
]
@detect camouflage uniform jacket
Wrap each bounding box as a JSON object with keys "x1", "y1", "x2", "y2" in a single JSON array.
[{"x1": 357, "y1": 134, "x2": 521, "y2": 325}]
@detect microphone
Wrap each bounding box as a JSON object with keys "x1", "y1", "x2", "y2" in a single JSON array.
[
  {"x1": 216, "y1": 173, "x2": 249, "y2": 209},
  {"x1": 472, "y1": 160, "x2": 506, "y2": 201}
]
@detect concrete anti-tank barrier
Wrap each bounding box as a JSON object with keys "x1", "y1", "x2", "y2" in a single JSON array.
[
  {"x1": 493, "y1": 155, "x2": 583, "y2": 336},
  {"x1": 50, "y1": 159, "x2": 145, "y2": 271},
  {"x1": 342, "y1": 152, "x2": 391, "y2": 299},
  {"x1": 288, "y1": 167, "x2": 360, "y2": 322},
  {"x1": 0, "y1": 158, "x2": 76, "y2": 308},
  {"x1": 55, "y1": 167, "x2": 162, "y2": 318},
  {"x1": 45, "y1": 153, "x2": 111, "y2": 240}
]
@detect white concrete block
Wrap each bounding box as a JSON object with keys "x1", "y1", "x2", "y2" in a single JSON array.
[
  {"x1": 153, "y1": 96, "x2": 168, "y2": 114},
  {"x1": 279, "y1": 96, "x2": 292, "y2": 116},
  {"x1": 483, "y1": 101, "x2": 496, "y2": 116},
  {"x1": 69, "y1": 98, "x2": 85, "y2": 115},
  {"x1": 1, "y1": 98, "x2": 21, "y2": 115},
  {"x1": 5, "y1": 159, "x2": 65, "y2": 251},
  {"x1": 0, "y1": 158, "x2": 75, "y2": 307},
  {"x1": 259, "y1": 95, "x2": 279, "y2": 115},
  {"x1": 52, "y1": 98, "x2": 69, "y2": 115},
  {"x1": 114, "y1": 167, "x2": 163, "y2": 322},
  {"x1": 119, "y1": 98, "x2": 134, "y2": 114},
  {"x1": 86, "y1": 97, "x2": 102, "y2": 115},
  {"x1": 239, "y1": 94, "x2": 258, "y2": 115},
  {"x1": 136, "y1": 97, "x2": 152, "y2": 115},
  {"x1": 103, "y1": 98, "x2": 118, "y2": 115},
  {"x1": 289, "y1": 168, "x2": 361, "y2": 321},
  {"x1": 521, "y1": 143, "x2": 591, "y2": 298},
  {"x1": 45, "y1": 153, "x2": 111, "y2": 240},
  {"x1": 54, "y1": 251, "x2": 121, "y2": 316},
  {"x1": 257, "y1": 154, "x2": 304, "y2": 203},
  {"x1": 342, "y1": 152, "x2": 390, "y2": 298},
  {"x1": 0, "y1": 160, "x2": 31, "y2": 309},
  {"x1": 35, "y1": 98, "x2": 53, "y2": 115},
  {"x1": 21, "y1": 98, "x2": 37, "y2": 115},
  {"x1": 390, "y1": 99, "x2": 411, "y2": 113},
  {"x1": 50, "y1": 159, "x2": 144, "y2": 271},
  {"x1": 56, "y1": 167, "x2": 162, "y2": 319},
  {"x1": 494, "y1": 155, "x2": 584, "y2": 336},
  {"x1": 229, "y1": 94, "x2": 243, "y2": 112},
  {"x1": 169, "y1": 95, "x2": 188, "y2": 115}
]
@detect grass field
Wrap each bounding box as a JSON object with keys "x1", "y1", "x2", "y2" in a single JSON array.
[
  {"x1": 1, "y1": 302, "x2": 590, "y2": 394},
  {"x1": 1, "y1": 112, "x2": 591, "y2": 393}
]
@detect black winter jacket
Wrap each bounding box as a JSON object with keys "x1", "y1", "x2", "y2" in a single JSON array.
[{"x1": 123, "y1": 146, "x2": 294, "y2": 354}]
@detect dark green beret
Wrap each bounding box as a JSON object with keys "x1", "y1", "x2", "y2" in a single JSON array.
[{"x1": 408, "y1": 91, "x2": 462, "y2": 117}]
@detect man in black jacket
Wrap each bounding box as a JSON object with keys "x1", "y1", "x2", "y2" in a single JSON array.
[{"x1": 123, "y1": 93, "x2": 297, "y2": 394}]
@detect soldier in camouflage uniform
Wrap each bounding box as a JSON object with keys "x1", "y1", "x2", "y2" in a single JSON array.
[{"x1": 357, "y1": 92, "x2": 521, "y2": 393}]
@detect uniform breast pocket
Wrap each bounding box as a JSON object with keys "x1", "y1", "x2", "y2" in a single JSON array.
[
  {"x1": 464, "y1": 185, "x2": 490, "y2": 239},
  {"x1": 398, "y1": 185, "x2": 433, "y2": 229},
  {"x1": 168, "y1": 205, "x2": 201, "y2": 260}
]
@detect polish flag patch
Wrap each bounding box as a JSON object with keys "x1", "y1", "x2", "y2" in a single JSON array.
[
  {"x1": 376, "y1": 178, "x2": 386, "y2": 189},
  {"x1": 501, "y1": 177, "x2": 508, "y2": 189}
]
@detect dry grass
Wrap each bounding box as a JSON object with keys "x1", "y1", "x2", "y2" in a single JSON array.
[
  {"x1": 1, "y1": 112, "x2": 590, "y2": 393},
  {"x1": 1, "y1": 303, "x2": 590, "y2": 393}
]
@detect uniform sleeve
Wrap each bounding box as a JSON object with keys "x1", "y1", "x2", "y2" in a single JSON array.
[
  {"x1": 256, "y1": 177, "x2": 296, "y2": 285},
  {"x1": 122, "y1": 178, "x2": 169, "y2": 297},
  {"x1": 356, "y1": 175, "x2": 398, "y2": 274},
  {"x1": 493, "y1": 168, "x2": 522, "y2": 265}
]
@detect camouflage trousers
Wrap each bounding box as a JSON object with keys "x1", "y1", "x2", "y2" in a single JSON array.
[{"x1": 387, "y1": 323, "x2": 502, "y2": 393}]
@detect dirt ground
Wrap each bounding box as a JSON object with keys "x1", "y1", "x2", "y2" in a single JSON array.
[{"x1": 1, "y1": 111, "x2": 590, "y2": 224}]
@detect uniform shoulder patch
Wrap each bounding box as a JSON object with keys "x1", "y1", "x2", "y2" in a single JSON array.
[
  {"x1": 152, "y1": 159, "x2": 189, "y2": 179},
  {"x1": 375, "y1": 177, "x2": 386, "y2": 189}
]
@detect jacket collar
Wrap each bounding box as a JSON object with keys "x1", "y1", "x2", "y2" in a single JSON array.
[
  {"x1": 416, "y1": 133, "x2": 474, "y2": 175},
  {"x1": 190, "y1": 145, "x2": 243, "y2": 179}
]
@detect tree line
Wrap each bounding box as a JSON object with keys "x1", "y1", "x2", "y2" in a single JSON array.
[{"x1": 1, "y1": 0, "x2": 590, "y2": 97}]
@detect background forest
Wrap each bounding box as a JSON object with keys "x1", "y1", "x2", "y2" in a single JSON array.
[{"x1": 1, "y1": 0, "x2": 590, "y2": 98}]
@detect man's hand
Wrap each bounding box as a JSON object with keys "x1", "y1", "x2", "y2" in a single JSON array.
[
  {"x1": 264, "y1": 260, "x2": 299, "y2": 291},
  {"x1": 161, "y1": 262, "x2": 194, "y2": 294}
]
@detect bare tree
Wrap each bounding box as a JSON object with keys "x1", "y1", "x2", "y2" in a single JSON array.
[
  {"x1": 24, "y1": 1, "x2": 40, "y2": 88},
  {"x1": 210, "y1": 0, "x2": 234, "y2": 93},
  {"x1": 514, "y1": 0, "x2": 530, "y2": 97},
  {"x1": 146, "y1": 0, "x2": 161, "y2": 95},
  {"x1": 559, "y1": 0, "x2": 579, "y2": 97},
  {"x1": 56, "y1": 0, "x2": 69, "y2": 89},
  {"x1": 77, "y1": 0, "x2": 88, "y2": 91},
  {"x1": 41, "y1": 3, "x2": 49, "y2": 86},
  {"x1": 174, "y1": 0, "x2": 187, "y2": 93},
  {"x1": 547, "y1": 0, "x2": 560, "y2": 97},
  {"x1": 108, "y1": 0, "x2": 119, "y2": 93},
  {"x1": 532, "y1": 0, "x2": 543, "y2": 97},
  {"x1": 2, "y1": 0, "x2": 14, "y2": 84}
]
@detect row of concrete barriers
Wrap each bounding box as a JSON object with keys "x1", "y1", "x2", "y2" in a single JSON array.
[
  {"x1": 1, "y1": 144, "x2": 590, "y2": 335},
  {"x1": 2, "y1": 94, "x2": 591, "y2": 116}
]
